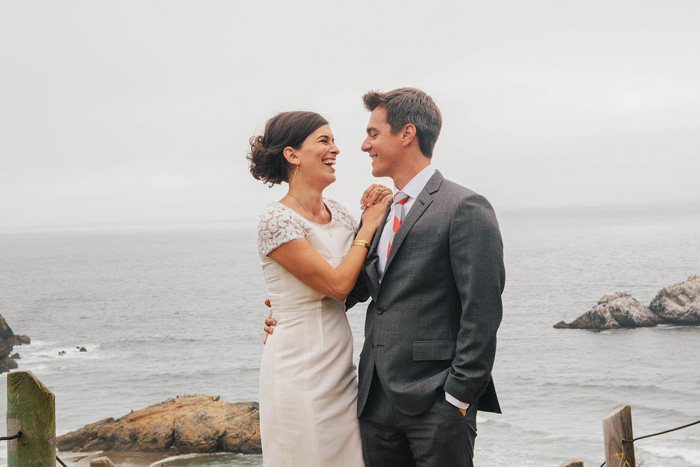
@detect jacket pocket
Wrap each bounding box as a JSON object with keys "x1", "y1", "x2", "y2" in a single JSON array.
[{"x1": 412, "y1": 340, "x2": 456, "y2": 361}]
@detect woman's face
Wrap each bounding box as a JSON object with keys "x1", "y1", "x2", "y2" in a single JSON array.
[{"x1": 293, "y1": 124, "x2": 340, "y2": 188}]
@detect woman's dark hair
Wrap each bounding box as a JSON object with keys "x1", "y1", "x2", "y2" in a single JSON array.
[{"x1": 248, "y1": 111, "x2": 328, "y2": 186}]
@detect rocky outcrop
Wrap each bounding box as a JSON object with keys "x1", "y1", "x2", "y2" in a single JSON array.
[
  {"x1": 649, "y1": 275, "x2": 700, "y2": 325},
  {"x1": 57, "y1": 395, "x2": 261, "y2": 455},
  {"x1": 555, "y1": 276, "x2": 700, "y2": 329},
  {"x1": 0, "y1": 314, "x2": 30, "y2": 373},
  {"x1": 554, "y1": 291, "x2": 663, "y2": 329}
]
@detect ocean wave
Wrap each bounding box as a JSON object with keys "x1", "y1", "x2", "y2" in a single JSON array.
[
  {"x1": 529, "y1": 380, "x2": 694, "y2": 400},
  {"x1": 9, "y1": 364, "x2": 49, "y2": 373},
  {"x1": 147, "y1": 452, "x2": 258, "y2": 467},
  {"x1": 11, "y1": 343, "x2": 103, "y2": 375},
  {"x1": 641, "y1": 444, "x2": 700, "y2": 465},
  {"x1": 19, "y1": 343, "x2": 101, "y2": 361}
]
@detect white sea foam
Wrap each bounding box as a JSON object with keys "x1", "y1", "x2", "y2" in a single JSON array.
[
  {"x1": 642, "y1": 445, "x2": 700, "y2": 465},
  {"x1": 16, "y1": 343, "x2": 102, "y2": 366},
  {"x1": 147, "y1": 452, "x2": 233, "y2": 467}
]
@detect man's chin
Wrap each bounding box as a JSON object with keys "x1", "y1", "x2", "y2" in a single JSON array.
[{"x1": 371, "y1": 165, "x2": 384, "y2": 178}]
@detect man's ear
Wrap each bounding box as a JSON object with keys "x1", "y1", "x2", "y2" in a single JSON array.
[
  {"x1": 401, "y1": 124, "x2": 417, "y2": 147},
  {"x1": 283, "y1": 146, "x2": 300, "y2": 166}
]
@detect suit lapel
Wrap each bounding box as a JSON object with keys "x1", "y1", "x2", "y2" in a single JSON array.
[{"x1": 383, "y1": 171, "x2": 443, "y2": 275}]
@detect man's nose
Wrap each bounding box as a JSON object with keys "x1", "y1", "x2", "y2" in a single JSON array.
[{"x1": 361, "y1": 139, "x2": 370, "y2": 152}]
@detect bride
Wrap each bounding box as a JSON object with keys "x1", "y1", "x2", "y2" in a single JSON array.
[{"x1": 249, "y1": 111, "x2": 390, "y2": 466}]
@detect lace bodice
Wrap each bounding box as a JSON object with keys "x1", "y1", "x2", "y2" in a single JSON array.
[{"x1": 257, "y1": 198, "x2": 358, "y2": 256}]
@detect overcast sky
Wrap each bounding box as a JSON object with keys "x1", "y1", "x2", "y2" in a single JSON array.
[{"x1": 1, "y1": 1, "x2": 699, "y2": 230}]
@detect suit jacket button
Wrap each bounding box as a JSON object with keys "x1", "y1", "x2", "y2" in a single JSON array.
[{"x1": 376, "y1": 307, "x2": 384, "y2": 315}]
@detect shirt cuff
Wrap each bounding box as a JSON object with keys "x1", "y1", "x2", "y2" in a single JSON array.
[{"x1": 445, "y1": 392, "x2": 470, "y2": 410}]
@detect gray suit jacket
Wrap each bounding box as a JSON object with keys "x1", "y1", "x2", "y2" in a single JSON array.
[{"x1": 347, "y1": 170, "x2": 505, "y2": 416}]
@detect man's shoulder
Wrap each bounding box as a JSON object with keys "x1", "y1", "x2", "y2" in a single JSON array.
[
  {"x1": 432, "y1": 175, "x2": 499, "y2": 227},
  {"x1": 440, "y1": 177, "x2": 477, "y2": 197},
  {"x1": 435, "y1": 175, "x2": 491, "y2": 206}
]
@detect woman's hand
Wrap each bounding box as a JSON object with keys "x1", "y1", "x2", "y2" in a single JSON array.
[
  {"x1": 360, "y1": 195, "x2": 392, "y2": 232},
  {"x1": 360, "y1": 184, "x2": 392, "y2": 210},
  {"x1": 262, "y1": 299, "x2": 276, "y2": 344}
]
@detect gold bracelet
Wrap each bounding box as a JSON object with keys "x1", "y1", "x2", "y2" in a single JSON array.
[{"x1": 351, "y1": 240, "x2": 370, "y2": 250}]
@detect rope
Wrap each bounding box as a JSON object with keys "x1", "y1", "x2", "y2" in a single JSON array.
[
  {"x1": 598, "y1": 418, "x2": 700, "y2": 467},
  {"x1": 2, "y1": 431, "x2": 70, "y2": 467},
  {"x1": 623, "y1": 418, "x2": 700, "y2": 444},
  {"x1": 0, "y1": 432, "x2": 22, "y2": 441}
]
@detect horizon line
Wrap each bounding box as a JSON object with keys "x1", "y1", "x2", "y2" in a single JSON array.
[{"x1": 2, "y1": 199, "x2": 699, "y2": 234}]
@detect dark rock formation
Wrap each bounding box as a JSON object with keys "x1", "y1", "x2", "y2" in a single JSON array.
[
  {"x1": 11, "y1": 335, "x2": 30, "y2": 345},
  {"x1": 555, "y1": 291, "x2": 663, "y2": 329},
  {"x1": 556, "y1": 276, "x2": 700, "y2": 329},
  {"x1": 0, "y1": 314, "x2": 30, "y2": 373},
  {"x1": 57, "y1": 395, "x2": 261, "y2": 455},
  {"x1": 649, "y1": 275, "x2": 700, "y2": 325}
]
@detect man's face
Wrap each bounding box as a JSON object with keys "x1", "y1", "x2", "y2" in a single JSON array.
[{"x1": 361, "y1": 106, "x2": 403, "y2": 179}]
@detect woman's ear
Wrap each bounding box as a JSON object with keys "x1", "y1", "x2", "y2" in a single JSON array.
[{"x1": 283, "y1": 146, "x2": 300, "y2": 166}]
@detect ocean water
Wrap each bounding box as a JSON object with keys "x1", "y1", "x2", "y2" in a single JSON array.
[{"x1": 1, "y1": 205, "x2": 699, "y2": 467}]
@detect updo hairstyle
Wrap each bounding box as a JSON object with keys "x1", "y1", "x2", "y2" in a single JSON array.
[{"x1": 248, "y1": 111, "x2": 328, "y2": 186}]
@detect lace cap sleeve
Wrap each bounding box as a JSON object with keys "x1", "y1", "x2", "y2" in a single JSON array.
[
  {"x1": 257, "y1": 203, "x2": 312, "y2": 256},
  {"x1": 325, "y1": 198, "x2": 359, "y2": 233}
]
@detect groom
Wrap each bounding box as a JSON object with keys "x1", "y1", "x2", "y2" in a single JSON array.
[
  {"x1": 267, "y1": 88, "x2": 505, "y2": 466},
  {"x1": 349, "y1": 88, "x2": 504, "y2": 467}
]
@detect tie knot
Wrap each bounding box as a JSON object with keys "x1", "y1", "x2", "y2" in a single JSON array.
[{"x1": 394, "y1": 192, "x2": 409, "y2": 206}]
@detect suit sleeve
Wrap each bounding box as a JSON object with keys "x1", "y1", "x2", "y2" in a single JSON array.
[
  {"x1": 345, "y1": 214, "x2": 371, "y2": 310},
  {"x1": 345, "y1": 273, "x2": 370, "y2": 310},
  {"x1": 443, "y1": 193, "x2": 505, "y2": 404}
]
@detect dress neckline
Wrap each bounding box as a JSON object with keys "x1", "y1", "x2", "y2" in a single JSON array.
[{"x1": 276, "y1": 200, "x2": 334, "y2": 227}]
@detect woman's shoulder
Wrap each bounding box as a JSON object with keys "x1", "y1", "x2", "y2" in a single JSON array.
[
  {"x1": 324, "y1": 198, "x2": 358, "y2": 233},
  {"x1": 257, "y1": 202, "x2": 312, "y2": 256},
  {"x1": 259, "y1": 201, "x2": 289, "y2": 221},
  {"x1": 258, "y1": 202, "x2": 313, "y2": 231}
]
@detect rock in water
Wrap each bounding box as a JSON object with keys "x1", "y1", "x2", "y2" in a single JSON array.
[
  {"x1": 57, "y1": 395, "x2": 261, "y2": 455},
  {"x1": 0, "y1": 314, "x2": 30, "y2": 373},
  {"x1": 556, "y1": 291, "x2": 663, "y2": 329},
  {"x1": 649, "y1": 275, "x2": 700, "y2": 325},
  {"x1": 11, "y1": 335, "x2": 30, "y2": 345}
]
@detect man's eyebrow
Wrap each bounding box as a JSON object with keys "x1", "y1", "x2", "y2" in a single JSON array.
[{"x1": 366, "y1": 126, "x2": 377, "y2": 134}]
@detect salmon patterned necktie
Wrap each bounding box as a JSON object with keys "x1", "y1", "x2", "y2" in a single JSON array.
[{"x1": 387, "y1": 191, "x2": 410, "y2": 258}]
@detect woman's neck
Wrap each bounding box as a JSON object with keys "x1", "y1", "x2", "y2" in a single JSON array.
[{"x1": 283, "y1": 183, "x2": 329, "y2": 223}]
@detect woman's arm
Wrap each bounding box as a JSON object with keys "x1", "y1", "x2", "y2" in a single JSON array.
[{"x1": 268, "y1": 200, "x2": 388, "y2": 301}]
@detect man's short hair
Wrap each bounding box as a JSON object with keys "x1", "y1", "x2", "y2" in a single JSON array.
[{"x1": 362, "y1": 87, "x2": 442, "y2": 158}]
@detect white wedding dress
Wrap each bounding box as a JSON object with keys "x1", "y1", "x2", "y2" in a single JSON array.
[{"x1": 257, "y1": 199, "x2": 364, "y2": 467}]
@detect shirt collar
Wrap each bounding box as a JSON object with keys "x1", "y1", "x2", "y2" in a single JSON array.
[{"x1": 392, "y1": 165, "x2": 436, "y2": 200}]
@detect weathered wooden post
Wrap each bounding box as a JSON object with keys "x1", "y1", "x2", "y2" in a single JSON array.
[
  {"x1": 559, "y1": 460, "x2": 584, "y2": 467},
  {"x1": 7, "y1": 371, "x2": 56, "y2": 467},
  {"x1": 603, "y1": 404, "x2": 636, "y2": 467}
]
